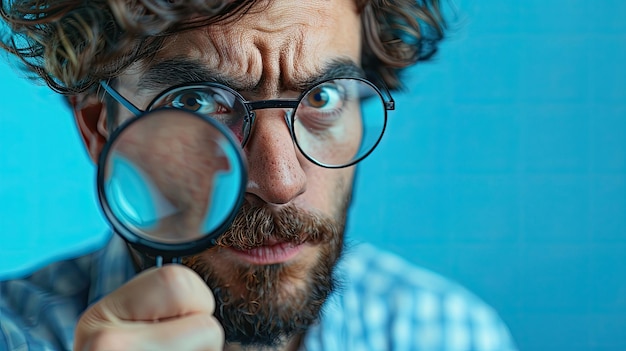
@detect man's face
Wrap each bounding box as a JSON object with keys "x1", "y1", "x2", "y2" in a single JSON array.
[{"x1": 109, "y1": 0, "x2": 362, "y2": 346}]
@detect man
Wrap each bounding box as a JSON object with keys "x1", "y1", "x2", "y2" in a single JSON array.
[{"x1": 0, "y1": 0, "x2": 517, "y2": 350}]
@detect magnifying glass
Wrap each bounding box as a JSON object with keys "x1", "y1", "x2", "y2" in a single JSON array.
[{"x1": 96, "y1": 108, "x2": 247, "y2": 266}]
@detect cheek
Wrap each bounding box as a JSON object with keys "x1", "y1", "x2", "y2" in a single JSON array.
[{"x1": 300, "y1": 166, "x2": 354, "y2": 217}]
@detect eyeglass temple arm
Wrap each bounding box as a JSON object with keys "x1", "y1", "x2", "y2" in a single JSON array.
[
  {"x1": 379, "y1": 83, "x2": 395, "y2": 111},
  {"x1": 100, "y1": 80, "x2": 143, "y2": 116},
  {"x1": 385, "y1": 100, "x2": 395, "y2": 110},
  {"x1": 367, "y1": 76, "x2": 395, "y2": 111}
]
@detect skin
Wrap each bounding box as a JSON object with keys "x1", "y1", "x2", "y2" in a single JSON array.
[{"x1": 72, "y1": 0, "x2": 362, "y2": 350}]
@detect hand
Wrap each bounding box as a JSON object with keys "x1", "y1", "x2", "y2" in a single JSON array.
[{"x1": 74, "y1": 264, "x2": 224, "y2": 351}]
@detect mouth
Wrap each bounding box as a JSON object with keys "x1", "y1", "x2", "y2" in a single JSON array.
[{"x1": 226, "y1": 239, "x2": 306, "y2": 265}]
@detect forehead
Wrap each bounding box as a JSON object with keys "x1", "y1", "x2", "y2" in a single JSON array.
[{"x1": 119, "y1": 0, "x2": 362, "y2": 99}]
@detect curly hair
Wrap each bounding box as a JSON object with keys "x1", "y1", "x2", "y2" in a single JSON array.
[{"x1": 0, "y1": 0, "x2": 444, "y2": 94}]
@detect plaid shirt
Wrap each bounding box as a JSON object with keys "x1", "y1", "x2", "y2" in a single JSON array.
[{"x1": 0, "y1": 235, "x2": 517, "y2": 351}]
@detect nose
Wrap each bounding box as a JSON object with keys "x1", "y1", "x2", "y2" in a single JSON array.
[{"x1": 244, "y1": 109, "x2": 307, "y2": 205}]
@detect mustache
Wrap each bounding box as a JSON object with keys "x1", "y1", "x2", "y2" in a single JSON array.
[{"x1": 215, "y1": 201, "x2": 340, "y2": 251}]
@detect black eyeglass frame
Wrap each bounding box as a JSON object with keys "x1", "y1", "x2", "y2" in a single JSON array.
[{"x1": 100, "y1": 77, "x2": 395, "y2": 168}]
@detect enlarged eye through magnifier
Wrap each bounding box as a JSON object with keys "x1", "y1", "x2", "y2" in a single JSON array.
[{"x1": 97, "y1": 108, "x2": 247, "y2": 266}]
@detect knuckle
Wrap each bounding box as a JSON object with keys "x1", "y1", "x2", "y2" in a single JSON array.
[
  {"x1": 83, "y1": 328, "x2": 129, "y2": 351},
  {"x1": 203, "y1": 287, "x2": 217, "y2": 313},
  {"x1": 154, "y1": 265, "x2": 197, "y2": 295},
  {"x1": 155, "y1": 264, "x2": 193, "y2": 286},
  {"x1": 153, "y1": 265, "x2": 216, "y2": 311},
  {"x1": 196, "y1": 314, "x2": 225, "y2": 348}
]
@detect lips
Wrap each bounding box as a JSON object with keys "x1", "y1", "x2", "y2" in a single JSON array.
[
  {"x1": 214, "y1": 203, "x2": 333, "y2": 265},
  {"x1": 227, "y1": 240, "x2": 305, "y2": 265}
]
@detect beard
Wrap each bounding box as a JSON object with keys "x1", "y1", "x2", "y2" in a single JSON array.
[{"x1": 181, "y1": 199, "x2": 348, "y2": 348}]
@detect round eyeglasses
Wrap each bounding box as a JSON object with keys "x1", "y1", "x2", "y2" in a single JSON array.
[{"x1": 101, "y1": 77, "x2": 394, "y2": 168}]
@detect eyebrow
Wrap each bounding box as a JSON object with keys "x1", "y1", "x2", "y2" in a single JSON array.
[{"x1": 138, "y1": 57, "x2": 365, "y2": 94}]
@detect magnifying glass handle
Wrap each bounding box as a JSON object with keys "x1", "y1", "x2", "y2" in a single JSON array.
[{"x1": 155, "y1": 256, "x2": 183, "y2": 267}]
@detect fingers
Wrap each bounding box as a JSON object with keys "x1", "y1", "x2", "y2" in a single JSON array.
[
  {"x1": 98, "y1": 264, "x2": 215, "y2": 322},
  {"x1": 84, "y1": 313, "x2": 224, "y2": 351},
  {"x1": 74, "y1": 264, "x2": 223, "y2": 351}
]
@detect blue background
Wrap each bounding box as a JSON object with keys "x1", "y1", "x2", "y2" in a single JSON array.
[{"x1": 1, "y1": 1, "x2": 625, "y2": 350}]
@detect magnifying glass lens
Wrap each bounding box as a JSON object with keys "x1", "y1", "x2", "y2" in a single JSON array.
[{"x1": 98, "y1": 108, "x2": 246, "y2": 256}]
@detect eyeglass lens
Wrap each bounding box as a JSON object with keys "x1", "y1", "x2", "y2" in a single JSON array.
[{"x1": 149, "y1": 79, "x2": 387, "y2": 167}]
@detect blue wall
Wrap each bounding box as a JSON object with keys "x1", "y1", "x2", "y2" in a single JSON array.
[{"x1": 1, "y1": 1, "x2": 625, "y2": 350}]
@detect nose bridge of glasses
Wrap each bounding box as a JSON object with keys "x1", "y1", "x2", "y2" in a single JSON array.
[
  {"x1": 247, "y1": 99, "x2": 299, "y2": 111},
  {"x1": 246, "y1": 99, "x2": 299, "y2": 127}
]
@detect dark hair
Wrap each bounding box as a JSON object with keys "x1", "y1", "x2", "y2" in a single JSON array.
[{"x1": 0, "y1": 0, "x2": 445, "y2": 94}]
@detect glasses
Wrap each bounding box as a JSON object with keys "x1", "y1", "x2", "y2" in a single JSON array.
[{"x1": 100, "y1": 77, "x2": 394, "y2": 168}]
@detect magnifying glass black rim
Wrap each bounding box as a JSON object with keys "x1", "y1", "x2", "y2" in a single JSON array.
[{"x1": 96, "y1": 107, "x2": 247, "y2": 258}]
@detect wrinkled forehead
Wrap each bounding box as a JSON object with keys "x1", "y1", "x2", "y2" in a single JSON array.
[{"x1": 117, "y1": 0, "x2": 362, "y2": 99}]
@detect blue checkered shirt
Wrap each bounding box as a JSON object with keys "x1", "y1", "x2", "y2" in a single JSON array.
[{"x1": 0, "y1": 235, "x2": 517, "y2": 350}]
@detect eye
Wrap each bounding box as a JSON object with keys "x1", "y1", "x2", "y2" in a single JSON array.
[
  {"x1": 304, "y1": 83, "x2": 344, "y2": 111},
  {"x1": 170, "y1": 91, "x2": 220, "y2": 115}
]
